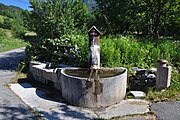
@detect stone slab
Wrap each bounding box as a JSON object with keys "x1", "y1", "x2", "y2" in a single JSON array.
[
  {"x1": 95, "y1": 99, "x2": 150, "y2": 119},
  {"x1": 129, "y1": 91, "x2": 146, "y2": 98},
  {"x1": 10, "y1": 82, "x2": 150, "y2": 119}
]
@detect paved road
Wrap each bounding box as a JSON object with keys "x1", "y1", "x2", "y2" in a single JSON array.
[
  {"x1": 0, "y1": 48, "x2": 36, "y2": 119},
  {"x1": 151, "y1": 101, "x2": 180, "y2": 120}
]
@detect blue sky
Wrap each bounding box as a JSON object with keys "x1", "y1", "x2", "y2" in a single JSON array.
[{"x1": 0, "y1": 0, "x2": 31, "y2": 10}]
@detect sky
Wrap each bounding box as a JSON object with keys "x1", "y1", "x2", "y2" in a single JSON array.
[{"x1": 0, "y1": 0, "x2": 31, "y2": 10}]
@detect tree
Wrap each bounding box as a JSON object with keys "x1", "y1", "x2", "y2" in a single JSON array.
[
  {"x1": 94, "y1": 0, "x2": 131, "y2": 34},
  {"x1": 27, "y1": 0, "x2": 90, "y2": 38},
  {"x1": 24, "y1": 0, "x2": 91, "y2": 64},
  {"x1": 94, "y1": 0, "x2": 180, "y2": 38},
  {"x1": 139, "y1": 0, "x2": 180, "y2": 38}
]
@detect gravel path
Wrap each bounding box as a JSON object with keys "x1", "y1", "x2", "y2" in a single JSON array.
[{"x1": 0, "y1": 48, "x2": 36, "y2": 119}]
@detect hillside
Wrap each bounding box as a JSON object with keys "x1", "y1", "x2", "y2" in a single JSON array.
[
  {"x1": 0, "y1": 3, "x2": 22, "y2": 11},
  {"x1": 0, "y1": 3, "x2": 23, "y2": 18}
]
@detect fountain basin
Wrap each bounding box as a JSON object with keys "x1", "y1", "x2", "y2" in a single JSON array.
[{"x1": 61, "y1": 67, "x2": 127, "y2": 108}]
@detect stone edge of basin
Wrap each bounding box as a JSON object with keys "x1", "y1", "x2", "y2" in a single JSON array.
[{"x1": 61, "y1": 67, "x2": 128, "y2": 109}]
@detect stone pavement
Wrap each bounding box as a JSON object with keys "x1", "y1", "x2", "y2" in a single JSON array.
[
  {"x1": 10, "y1": 82, "x2": 150, "y2": 120},
  {"x1": 0, "y1": 48, "x2": 37, "y2": 119}
]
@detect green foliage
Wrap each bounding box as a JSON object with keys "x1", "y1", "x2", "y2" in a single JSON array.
[
  {"x1": 26, "y1": 0, "x2": 90, "y2": 38},
  {"x1": 100, "y1": 36, "x2": 180, "y2": 69},
  {"x1": 25, "y1": 34, "x2": 88, "y2": 66},
  {"x1": 11, "y1": 19, "x2": 27, "y2": 38},
  {"x1": 0, "y1": 3, "x2": 28, "y2": 38},
  {"x1": 0, "y1": 17, "x2": 26, "y2": 38},
  {"x1": 94, "y1": 0, "x2": 180, "y2": 38},
  {"x1": 0, "y1": 28, "x2": 13, "y2": 38},
  {"x1": 171, "y1": 71, "x2": 180, "y2": 90},
  {"x1": 26, "y1": 35, "x2": 180, "y2": 69},
  {"x1": 0, "y1": 36, "x2": 27, "y2": 52},
  {"x1": 0, "y1": 17, "x2": 12, "y2": 29},
  {"x1": 0, "y1": 15, "x2": 4, "y2": 23},
  {"x1": 0, "y1": 3, "x2": 23, "y2": 18}
]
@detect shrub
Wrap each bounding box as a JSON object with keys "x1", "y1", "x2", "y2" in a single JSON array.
[
  {"x1": 100, "y1": 36, "x2": 180, "y2": 69},
  {"x1": 26, "y1": 35, "x2": 180, "y2": 69},
  {"x1": 0, "y1": 17, "x2": 26, "y2": 38},
  {"x1": 25, "y1": 34, "x2": 88, "y2": 66}
]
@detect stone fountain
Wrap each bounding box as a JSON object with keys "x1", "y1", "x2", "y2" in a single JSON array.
[{"x1": 61, "y1": 26, "x2": 127, "y2": 108}]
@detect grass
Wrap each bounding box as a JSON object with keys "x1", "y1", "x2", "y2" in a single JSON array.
[
  {"x1": 0, "y1": 15, "x2": 28, "y2": 52},
  {"x1": 11, "y1": 72, "x2": 27, "y2": 83},
  {"x1": 0, "y1": 36, "x2": 28, "y2": 52},
  {"x1": 146, "y1": 72, "x2": 180, "y2": 102},
  {"x1": 147, "y1": 87, "x2": 180, "y2": 102}
]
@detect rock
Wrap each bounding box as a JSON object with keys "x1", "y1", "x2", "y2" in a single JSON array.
[
  {"x1": 148, "y1": 68, "x2": 157, "y2": 74},
  {"x1": 95, "y1": 99, "x2": 150, "y2": 119},
  {"x1": 129, "y1": 91, "x2": 146, "y2": 98},
  {"x1": 147, "y1": 74, "x2": 156, "y2": 79}
]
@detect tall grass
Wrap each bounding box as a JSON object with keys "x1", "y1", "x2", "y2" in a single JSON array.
[
  {"x1": 100, "y1": 36, "x2": 180, "y2": 69},
  {"x1": 0, "y1": 36, "x2": 27, "y2": 52}
]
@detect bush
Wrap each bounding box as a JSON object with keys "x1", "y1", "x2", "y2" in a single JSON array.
[
  {"x1": 1, "y1": 17, "x2": 12, "y2": 29},
  {"x1": 100, "y1": 36, "x2": 180, "y2": 69},
  {"x1": 0, "y1": 17, "x2": 26, "y2": 38},
  {"x1": 25, "y1": 34, "x2": 88, "y2": 66},
  {"x1": 11, "y1": 19, "x2": 26, "y2": 38},
  {"x1": 26, "y1": 35, "x2": 180, "y2": 69}
]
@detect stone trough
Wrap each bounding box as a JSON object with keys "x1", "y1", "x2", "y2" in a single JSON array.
[
  {"x1": 29, "y1": 26, "x2": 128, "y2": 109},
  {"x1": 29, "y1": 62, "x2": 128, "y2": 108},
  {"x1": 61, "y1": 68, "x2": 127, "y2": 108}
]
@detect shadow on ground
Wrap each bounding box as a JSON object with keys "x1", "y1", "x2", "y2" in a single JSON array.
[
  {"x1": 18, "y1": 79, "x2": 64, "y2": 102},
  {"x1": 0, "y1": 104, "x2": 37, "y2": 120},
  {"x1": 0, "y1": 51, "x2": 26, "y2": 71},
  {"x1": 17, "y1": 81, "x2": 95, "y2": 120},
  {"x1": 42, "y1": 104, "x2": 94, "y2": 120}
]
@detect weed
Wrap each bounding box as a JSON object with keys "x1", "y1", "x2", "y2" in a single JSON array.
[{"x1": 11, "y1": 72, "x2": 27, "y2": 83}]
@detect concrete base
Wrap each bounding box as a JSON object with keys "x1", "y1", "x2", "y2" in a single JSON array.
[
  {"x1": 95, "y1": 99, "x2": 150, "y2": 119},
  {"x1": 10, "y1": 83, "x2": 150, "y2": 120}
]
